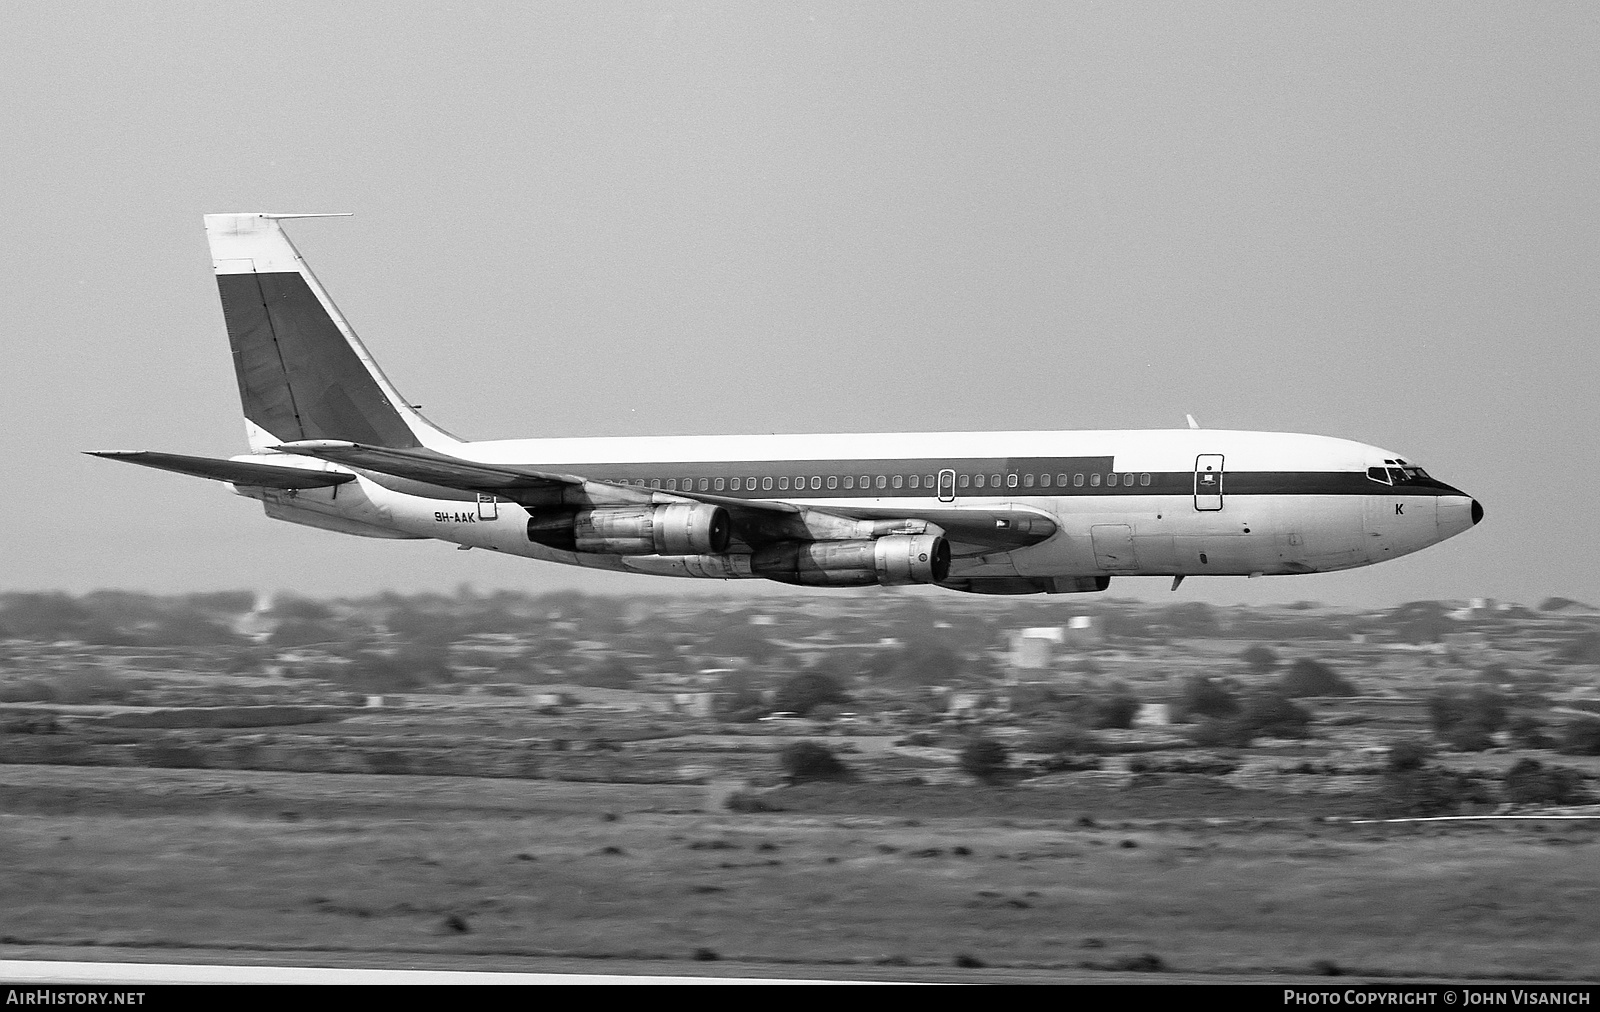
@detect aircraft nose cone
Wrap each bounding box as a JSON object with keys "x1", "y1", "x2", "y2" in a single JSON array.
[{"x1": 1471, "y1": 499, "x2": 1483, "y2": 525}]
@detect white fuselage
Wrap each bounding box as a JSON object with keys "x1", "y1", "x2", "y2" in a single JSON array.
[{"x1": 231, "y1": 427, "x2": 1478, "y2": 584}]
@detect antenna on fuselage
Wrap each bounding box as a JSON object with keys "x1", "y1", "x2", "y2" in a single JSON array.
[{"x1": 1185, "y1": 414, "x2": 1200, "y2": 429}]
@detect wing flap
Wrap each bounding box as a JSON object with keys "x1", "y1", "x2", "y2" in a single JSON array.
[{"x1": 86, "y1": 451, "x2": 356, "y2": 489}]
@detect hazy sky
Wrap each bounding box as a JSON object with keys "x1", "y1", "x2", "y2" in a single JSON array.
[{"x1": 3, "y1": 3, "x2": 1596, "y2": 608}]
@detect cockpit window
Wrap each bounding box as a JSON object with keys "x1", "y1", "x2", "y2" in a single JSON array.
[{"x1": 1369, "y1": 464, "x2": 1432, "y2": 485}]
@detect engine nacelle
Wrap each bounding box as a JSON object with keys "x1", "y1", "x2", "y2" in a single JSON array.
[
  {"x1": 527, "y1": 504, "x2": 731, "y2": 555},
  {"x1": 751, "y1": 534, "x2": 950, "y2": 587}
]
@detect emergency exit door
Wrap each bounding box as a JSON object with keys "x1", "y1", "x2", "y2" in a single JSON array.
[{"x1": 1194, "y1": 454, "x2": 1224, "y2": 511}]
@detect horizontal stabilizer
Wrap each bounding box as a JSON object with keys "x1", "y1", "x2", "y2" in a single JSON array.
[{"x1": 86, "y1": 451, "x2": 355, "y2": 489}]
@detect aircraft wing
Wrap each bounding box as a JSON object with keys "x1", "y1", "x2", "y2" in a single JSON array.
[
  {"x1": 272, "y1": 440, "x2": 1054, "y2": 553},
  {"x1": 273, "y1": 440, "x2": 598, "y2": 500},
  {"x1": 85, "y1": 450, "x2": 356, "y2": 489}
]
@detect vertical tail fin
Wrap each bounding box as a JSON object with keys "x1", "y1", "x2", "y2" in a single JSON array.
[{"x1": 204, "y1": 213, "x2": 458, "y2": 451}]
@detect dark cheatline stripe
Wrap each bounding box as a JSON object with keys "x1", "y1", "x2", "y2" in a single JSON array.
[
  {"x1": 216, "y1": 272, "x2": 420, "y2": 448},
  {"x1": 367, "y1": 456, "x2": 1466, "y2": 501}
]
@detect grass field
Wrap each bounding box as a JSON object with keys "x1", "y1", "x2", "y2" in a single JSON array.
[{"x1": 2, "y1": 764, "x2": 1597, "y2": 981}]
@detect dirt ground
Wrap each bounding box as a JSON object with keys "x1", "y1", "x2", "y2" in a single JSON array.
[{"x1": 2, "y1": 762, "x2": 1598, "y2": 983}]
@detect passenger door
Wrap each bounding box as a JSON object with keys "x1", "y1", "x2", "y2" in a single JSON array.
[{"x1": 1194, "y1": 454, "x2": 1224, "y2": 511}]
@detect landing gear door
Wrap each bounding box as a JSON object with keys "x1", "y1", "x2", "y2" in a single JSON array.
[{"x1": 1194, "y1": 454, "x2": 1224, "y2": 511}]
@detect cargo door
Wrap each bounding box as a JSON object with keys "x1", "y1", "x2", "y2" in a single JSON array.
[{"x1": 1090, "y1": 524, "x2": 1139, "y2": 571}]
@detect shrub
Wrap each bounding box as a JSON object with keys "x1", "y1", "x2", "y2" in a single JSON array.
[
  {"x1": 1557, "y1": 720, "x2": 1600, "y2": 756},
  {"x1": 1189, "y1": 717, "x2": 1255, "y2": 749},
  {"x1": 1440, "y1": 722, "x2": 1496, "y2": 752},
  {"x1": 1278, "y1": 659, "x2": 1356, "y2": 698},
  {"x1": 1428, "y1": 687, "x2": 1508, "y2": 748},
  {"x1": 1553, "y1": 631, "x2": 1600, "y2": 665},
  {"x1": 1086, "y1": 691, "x2": 1141, "y2": 730},
  {"x1": 1378, "y1": 766, "x2": 1493, "y2": 817},
  {"x1": 575, "y1": 656, "x2": 637, "y2": 689},
  {"x1": 1386, "y1": 739, "x2": 1434, "y2": 772},
  {"x1": 959, "y1": 737, "x2": 1010, "y2": 783},
  {"x1": 1174, "y1": 676, "x2": 1240, "y2": 723},
  {"x1": 725, "y1": 791, "x2": 782, "y2": 813},
  {"x1": 774, "y1": 672, "x2": 850, "y2": 717},
  {"x1": 1507, "y1": 713, "x2": 1554, "y2": 750},
  {"x1": 1503, "y1": 759, "x2": 1591, "y2": 806},
  {"x1": 1476, "y1": 663, "x2": 1517, "y2": 685},
  {"x1": 1041, "y1": 754, "x2": 1103, "y2": 772},
  {"x1": 1238, "y1": 691, "x2": 1313, "y2": 738},
  {"x1": 1128, "y1": 755, "x2": 1240, "y2": 776},
  {"x1": 1026, "y1": 725, "x2": 1101, "y2": 755},
  {"x1": 875, "y1": 642, "x2": 965, "y2": 687},
  {"x1": 780, "y1": 741, "x2": 850, "y2": 783},
  {"x1": 1239, "y1": 644, "x2": 1280, "y2": 675}
]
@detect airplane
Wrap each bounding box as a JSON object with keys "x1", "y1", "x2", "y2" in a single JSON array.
[{"x1": 89, "y1": 213, "x2": 1482, "y2": 595}]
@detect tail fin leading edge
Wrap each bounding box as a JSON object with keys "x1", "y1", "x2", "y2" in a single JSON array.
[{"x1": 204, "y1": 213, "x2": 456, "y2": 452}]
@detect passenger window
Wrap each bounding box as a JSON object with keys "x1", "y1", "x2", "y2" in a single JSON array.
[
  {"x1": 876, "y1": 475, "x2": 887, "y2": 489},
  {"x1": 974, "y1": 474, "x2": 985, "y2": 489},
  {"x1": 810, "y1": 476, "x2": 822, "y2": 490},
  {"x1": 1073, "y1": 474, "x2": 1084, "y2": 487},
  {"x1": 908, "y1": 474, "x2": 920, "y2": 489},
  {"x1": 699, "y1": 478, "x2": 709, "y2": 491},
  {"x1": 1023, "y1": 474, "x2": 1035, "y2": 488},
  {"x1": 827, "y1": 476, "x2": 837, "y2": 490},
  {"x1": 795, "y1": 475, "x2": 804, "y2": 489},
  {"x1": 892, "y1": 475, "x2": 904, "y2": 489},
  {"x1": 842, "y1": 476, "x2": 853, "y2": 489},
  {"x1": 650, "y1": 479, "x2": 661, "y2": 489},
  {"x1": 1006, "y1": 474, "x2": 1018, "y2": 488},
  {"x1": 714, "y1": 478, "x2": 725, "y2": 491},
  {"x1": 990, "y1": 473, "x2": 1002, "y2": 487},
  {"x1": 1090, "y1": 474, "x2": 1101, "y2": 487},
  {"x1": 1106, "y1": 474, "x2": 1117, "y2": 487},
  {"x1": 1140, "y1": 473, "x2": 1151, "y2": 486},
  {"x1": 1038, "y1": 474, "x2": 1050, "y2": 487},
  {"x1": 958, "y1": 474, "x2": 970, "y2": 488},
  {"x1": 923, "y1": 475, "x2": 934, "y2": 488},
  {"x1": 762, "y1": 476, "x2": 773, "y2": 491},
  {"x1": 666, "y1": 479, "x2": 677, "y2": 491},
  {"x1": 1123, "y1": 473, "x2": 1134, "y2": 486},
  {"x1": 860, "y1": 475, "x2": 871, "y2": 489},
  {"x1": 778, "y1": 477, "x2": 789, "y2": 490}
]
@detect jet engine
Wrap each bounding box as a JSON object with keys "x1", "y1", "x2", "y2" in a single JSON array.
[
  {"x1": 527, "y1": 504, "x2": 731, "y2": 555},
  {"x1": 752, "y1": 534, "x2": 950, "y2": 587}
]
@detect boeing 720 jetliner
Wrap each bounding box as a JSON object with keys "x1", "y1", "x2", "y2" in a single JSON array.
[{"x1": 90, "y1": 213, "x2": 1482, "y2": 595}]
